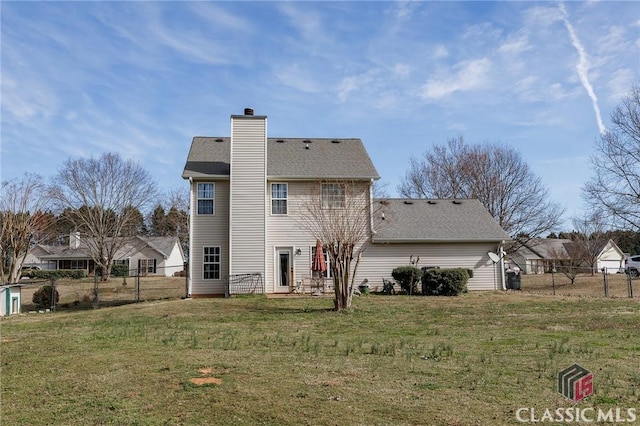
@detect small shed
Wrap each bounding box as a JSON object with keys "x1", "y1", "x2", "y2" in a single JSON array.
[{"x1": 0, "y1": 284, "x2": 22, "y2": 316}]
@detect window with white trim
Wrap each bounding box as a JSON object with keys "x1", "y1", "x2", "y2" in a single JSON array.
[
  {"x1": 203, "y1": 246, "x2": 220, "y2": 280},
  {"x1": 197, "y1": 183, "x2": 215, "y2": 215},
  {"x1": 271, "y1": 183, "x2": 288, "y2": 215},
  {"x1": 322, "y1": 183, "x2": 345, "y2": 209},
  {"x1": 139, "y1": 258, "x2": 156, "y2": 274}
]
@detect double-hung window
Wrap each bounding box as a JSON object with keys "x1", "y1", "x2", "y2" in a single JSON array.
[
  {"x1": 197, "y1": 183, "x2": 215, "y2": 215},
  {"x1": 203, "y1": 246, "x2": 220, "y2": 280},
  {"x1": 322, "y1": 183, "x2": 345, "y2": 209},
  {"x1": 271, "y1": 183, "x2": 288, "y2": 215}
]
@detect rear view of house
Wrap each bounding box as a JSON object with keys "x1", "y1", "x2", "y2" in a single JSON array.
[{"x1": 182, "y1": 109, "x2": 510, "y2": 296}]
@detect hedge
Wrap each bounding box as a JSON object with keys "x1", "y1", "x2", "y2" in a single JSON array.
[
  {"x1": 391, "y1": 266, "x2": 422, "y2": 294},
  {"x1": 32, "y1": 269, "x2": 87, "y2": 280}
]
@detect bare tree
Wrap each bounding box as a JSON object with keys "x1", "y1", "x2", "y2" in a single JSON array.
[
  {"x1": 0, "y1": 174, "x2": 50, "y2": 283},
  {"x1": 297, "y1": 181, "x2": 379, "y2": 311},
  {"x1": 584, "y1": 84, "x2": 640, "y2": 231},
  {"x1": 48, "y1": 153, "x2": 157, "y2": 280},
  {"x1": 570, "y1": 211, "x2": 610, "y2": 275},
  {"x1": 550, "y1": 246, "x2": 583, "y2": 285},
  {"x1": 398, "y1": 137, "x2": 564, "y2": 240}
]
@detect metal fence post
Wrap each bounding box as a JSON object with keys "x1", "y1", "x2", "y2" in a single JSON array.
[
  {"x1": 628, "y1": 273, "x2": 634, "y2": 298},
  {"x1": 136, "y1": 271, "x2": 140, "y2": 303},
  {"x1": 184, "y1": 261, "x2": 189, "y2": 298}
]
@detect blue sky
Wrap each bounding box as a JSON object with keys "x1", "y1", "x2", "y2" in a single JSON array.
[{"x1": 1, "y1": 1, "x2": 638, "y2": 229}]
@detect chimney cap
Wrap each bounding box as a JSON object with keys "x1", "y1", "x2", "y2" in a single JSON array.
[{"x1": 244, "y1": 107, "x2": 254, "y2": 116}]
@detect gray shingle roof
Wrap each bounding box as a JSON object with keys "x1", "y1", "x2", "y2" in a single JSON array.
[
  {"x1": 182, "y1": 137, "x2": 379, "y2": 180},
  {"x1": 372, "y1": 198, "x2": 510, "y2": 242}
]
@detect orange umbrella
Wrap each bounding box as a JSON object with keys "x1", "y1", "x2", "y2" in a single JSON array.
[{"x1": 312, "y1": 239, "x2": 327, "y2": 274}]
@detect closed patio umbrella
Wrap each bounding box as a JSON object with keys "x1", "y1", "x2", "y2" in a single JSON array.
[
  {"x1": 311, "y1": 239, "x2": 327, "y2": 294},
  {"x1": 312, "y1": 239, "x2": 327, "y2": 275}
]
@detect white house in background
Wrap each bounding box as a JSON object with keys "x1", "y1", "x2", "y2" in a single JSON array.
[
  {"x1": 508, "y1": 238, "x2": 626, "y2": 274},
  {"x1": 181, "y1": 109, "x2": 511, "y2": 297},
  {"x1": 23, "y1": 234, "x2": 185, "y2": 277},
  {"x1": 595, "y1": 239, "x2": 626, "y2": 273}
]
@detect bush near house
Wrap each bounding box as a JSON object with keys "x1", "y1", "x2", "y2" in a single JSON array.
[
  {"x1": 111, "y1": 264, "x2": 129, "y2": 277},
  {"x1": 32, "y1": 285, "x2": 60, "y2": 309},
  {"x1": 421, "y1": 268, "x2": 471, "y2": 296},
  {"x1": 391, "y1": 266, "x2": 422, "y2": 294},
  {"x1": 31, "y1": 270, "x2": 87, "y2": 280}
]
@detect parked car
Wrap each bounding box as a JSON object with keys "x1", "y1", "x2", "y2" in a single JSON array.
[{"x1": 624, "y1": 255, "x2": 640, "y2": 277}]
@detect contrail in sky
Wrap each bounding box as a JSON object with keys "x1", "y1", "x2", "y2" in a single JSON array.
[{"x1": 559, "y1": 2, "x2": 606, "y2": 134}]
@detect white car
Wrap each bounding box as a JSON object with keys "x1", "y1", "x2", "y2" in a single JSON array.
[{"x1": 625, "y1": 255, "x2": 640, "y2": 277}]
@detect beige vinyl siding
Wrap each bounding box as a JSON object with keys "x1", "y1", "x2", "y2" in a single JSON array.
[
  {"x1": 230, "y1": 117, "x2": 267, "y2": 280},
  {"x1": 266, "y1": 180, "x2": 372, "y2": 292},
  {"x1": 266, "y1": 181, "x2": 319, "y2": 293},
  {"x1": 356, "y1": 242, "x2": 503, "y2": 291},
  {"x1": 190, "y1": 180, "x2": 230, "y2": 296}
]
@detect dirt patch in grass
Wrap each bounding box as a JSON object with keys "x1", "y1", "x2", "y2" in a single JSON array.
[
  {"x1": 189, "y1": 366, "x2": 224, "y2": 386},
  {"x1": 189, "y1": 377, "x2": 222, "y2": 386}
]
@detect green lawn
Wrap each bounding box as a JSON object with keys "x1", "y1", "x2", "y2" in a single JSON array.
[{"x1": 1, "y1": 292, "x2": 639, "y2": 425}]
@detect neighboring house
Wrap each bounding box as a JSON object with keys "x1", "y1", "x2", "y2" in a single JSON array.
[
  {"x1": 508, "y1": 238, "x2": 625, "y2": 274},
  {"x1": 181, "y1": 109, "x2": 511, "y2": 296},
  {"x1": 24, "y1": 233, "x2": 185, "y2": 277},
  {"x1": 595, "y1": 239, "x2": 626, "y2": 274},
  {"x1": 508, "y1": 239, "x2": 572, "y2": 274}
]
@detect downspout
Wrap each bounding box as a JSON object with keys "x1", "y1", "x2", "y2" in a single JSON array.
[
  {"x1": 499, "y1": 241, "x2": 506, "y2": 291},
  {"x1": 187, "y1": 177, "x2": 194, "y2": 297},
  {"x1": 369, "y1": 179, "x2": 376, "y2": 236}
]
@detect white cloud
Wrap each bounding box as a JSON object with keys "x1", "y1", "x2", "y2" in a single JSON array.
[
  {"x1": 420, "y1": 58, "x2": 492, "y2": 100},
  {"x1": 498, "y1": 35, "x2": 531, "y2": 55},
  {"x1": 432, "y1": 44, "x2": 449, "y2": 60},
  {"x1": 275, "y1": 64, "x2": 321, "y2": 93}
]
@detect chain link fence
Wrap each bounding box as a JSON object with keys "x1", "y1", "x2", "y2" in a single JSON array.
[
  {"x1": 18, "y1": 264, "x2": 188, "y2": 312},
  {"x1": 519, "y1": 266, "x2": 636, "y2": 298}
]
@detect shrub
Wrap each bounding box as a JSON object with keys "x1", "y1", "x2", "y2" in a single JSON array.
[
  {"x1": 111, "y1": 264, "x2": 130, "y2": 277},
  {"x1": 391, "y1": 266, "x2": 422, "y2": 294},
  {"x1": 33, "y1": 269, "x2": 87, "y2": 280},
  {"x1": 421, "y1": 268, "x2": 470, "y2": 296},
  {"x1": 32, "y1": 285, "x2": 60, "y2": 309}
]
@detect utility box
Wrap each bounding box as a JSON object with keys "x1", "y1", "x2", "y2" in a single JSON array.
[{"x1": 0, "y1": 285, "x2": 22, "y2": 316}]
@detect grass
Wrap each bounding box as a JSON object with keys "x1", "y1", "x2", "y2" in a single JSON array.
[{"x1": 1, "y1": 291, "x2": 639, "y2": 425}]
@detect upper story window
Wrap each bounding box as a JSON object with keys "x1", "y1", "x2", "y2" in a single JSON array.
[
  {"x1": 271, "y1": 183, "x2": 288, "y2": 215},
  {"x1": 197, "y1": 183, "x2": 215, "y2": 215},
  {"x1": 322, "y1": 183, "x2": 345, "y2": 209}
]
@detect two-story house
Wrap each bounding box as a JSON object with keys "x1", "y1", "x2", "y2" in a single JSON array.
[{"x1": 182, "y1": 108, "x2": 510, "y2": 296}]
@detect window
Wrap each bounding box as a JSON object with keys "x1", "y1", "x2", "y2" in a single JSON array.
[
  {"x1": 271, "y1": 183, "x2": 288, "y2": 215},
  {"x1": 204, "y1": 246, "x2": 220, "y2": 280},
  {"x1": 322, "y1": 183, "x2": 345, "y2": 209},
  {"x1": 197, "y1": 183, "x2": 215, "y2": 215},
  {"x1": 139, "y1": 258, "x2": 156, "y2": 274}
]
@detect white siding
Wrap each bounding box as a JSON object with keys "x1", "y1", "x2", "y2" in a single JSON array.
[
  {"x1": 230, "y1": 116, "x2": 267, "y2": 280},
  {"x1": 356, "y1": 242, "x2": 503, "y2": 291},
  {"x1": 597, "y1": 242, "x2": 624, "y2": 274},
  {"x1": 190, "y1": 180, "x2": 230, "y2": 296}
]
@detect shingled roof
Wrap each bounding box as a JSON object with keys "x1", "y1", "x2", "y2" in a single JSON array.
[
  {"x1": 182, "y1": 137, "x2": 379, "y2": 180},
  {"x1": 372, "y1": 198, "x2": 510, "y2": 243}
]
